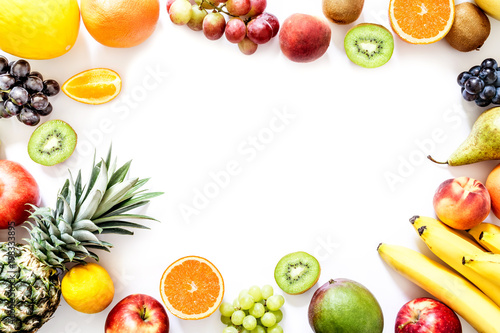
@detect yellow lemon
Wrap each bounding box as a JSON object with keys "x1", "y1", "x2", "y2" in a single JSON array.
[
  {"x1": 61, "y1": 262, "x2": 115, "y2": 314},
  {"x1": 0, "y1": 0, "x2": 80, "y2": 59}
]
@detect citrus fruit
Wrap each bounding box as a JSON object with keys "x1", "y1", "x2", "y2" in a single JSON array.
[
  {"x1": 389, "y1": 0, "x2": 455, "y2": 44},
  {"x1": 0, "y1": 0, "x2": 80, "y2": 59},
  {"x1": 61, "y1": 262, "x2": 115, "y2": 314},
  {"x1": 486, "y1": 163, "x2": 500, "y2": 219},
  {"x1": 62, "y1": 68, "x2": 122, "y2": 105},
  {"x1": 159, "y1": 256, "x2": 224, "y2": 320},
  {"x1": 81, "y1": 0, "x2": 160, "y2": 48}
]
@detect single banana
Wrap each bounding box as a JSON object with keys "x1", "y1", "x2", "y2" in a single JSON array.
[
  {"x1": 468, "y1": 222, "x2": 500, "y2": 252},
  {"x1": 480, "y1": 231, "x2": 500, "y2": 254},
  {"x1": 378, "y1": 243, "x2": 500, "y2": 333},
  {"x1": 410, "y1": 215, "x2": 500, "y2": 307},
  {"x1": 463, "y1": 252, "x2": 500, "y2": 286}
]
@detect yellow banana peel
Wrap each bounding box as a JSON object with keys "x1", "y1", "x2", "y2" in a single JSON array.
[
  {"x1": 411, "y1": 215, "x2": 500, "y2": 307},
  {"x1": 378, "y1": 243, "x2": 500, "y2": 333}
]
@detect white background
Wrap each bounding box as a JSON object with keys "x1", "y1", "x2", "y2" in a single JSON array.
[{"x1": 1, "y1": 0, "x2": 500, "y2": 332}]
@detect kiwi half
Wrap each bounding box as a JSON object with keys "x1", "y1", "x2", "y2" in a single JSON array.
[
  {"x1": 274, "y1": 251, "x2": 321, "y2": 295},
  {"x1": 28, "y1": 119, "x2": 77, "y2": 166},
  {"x1": 344, "y1": 23, "x2": 394, "y2": 68}
]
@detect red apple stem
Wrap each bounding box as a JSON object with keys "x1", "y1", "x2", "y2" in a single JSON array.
[{"x1": 140, "y1": 305, "x2": 148, "y2": 321}]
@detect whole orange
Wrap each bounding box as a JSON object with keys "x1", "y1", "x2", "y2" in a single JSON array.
[
  {"x1": 486, "y1": 163, "x2": 500, "y2": 219},
  {"x1": 81, "y1": 0, "x2": 160, "y2": 48}
]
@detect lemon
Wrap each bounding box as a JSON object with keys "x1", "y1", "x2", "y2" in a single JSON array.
[
  {"x1": 61, "y1": 262, "x2": 115, "y2": 314},
  {"x1": 0, "y1": 0, "x2": 80, "y2": 60}
]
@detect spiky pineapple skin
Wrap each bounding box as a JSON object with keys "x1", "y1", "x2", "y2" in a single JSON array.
[{"x1": 0, "y1": 243, "x2": 60, "y2": 333}]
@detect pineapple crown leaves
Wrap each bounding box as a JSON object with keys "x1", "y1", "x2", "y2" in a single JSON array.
[{"x1": 24, "y1": 147, "x2": 164, "y2": 270}]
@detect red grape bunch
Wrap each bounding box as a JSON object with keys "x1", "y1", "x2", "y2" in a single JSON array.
[{"x1": 167, "y1": 0, "x2": 279, "y2": 55}]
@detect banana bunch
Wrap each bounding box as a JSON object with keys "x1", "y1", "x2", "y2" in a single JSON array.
[{"x1": 378, "y1": 215, "x2": 500, "y2": 333}]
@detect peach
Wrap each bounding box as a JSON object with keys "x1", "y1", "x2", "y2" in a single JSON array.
[
  {"x1": 485, "y1": 163, "x2": 500, "y2": 219},
  {"x1": 279, "y1": 13, "x2": 331, "y2": 63},
  {"x1": 433, "y1": 177, "x2": 491, "y2": 230}
]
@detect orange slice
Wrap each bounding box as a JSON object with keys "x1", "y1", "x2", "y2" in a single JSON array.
[
  {"x1": 62, "y1": 68, "x2": 121, "y2": 105},
  {"x1": 159, "y1": 256, "x2": 224, "y2": 320},
  {"x1": 389, "y1": 0, "x2": 455, "y2": 44}
]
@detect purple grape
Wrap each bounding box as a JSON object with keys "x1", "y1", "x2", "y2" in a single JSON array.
[
  {"x1": 462, "y1": 88, "x2": 477, "y2": 102},
  {"x1": 457, "y1": 71, "x2": 471, "y2": 87},
  {"x1": 464, "y1": 76, "x2": 485, "y2": 94},
  {"x1": 9, "y1": 86, "x2": 29, "y2": 106},
  {"x1": 42, "y1": 79, "x2": 60, "y2": 97},
  {"x1": 481, "y1": 58, "x2": 498, "y2": 70},
  {"x1": 17, "y1": 107, "x2": 40, "y2": 126},
  {"x1": 469, "y1": 65, "x2": 481, "y2": 76},
  {"x1": 9, "y1": 59, "x2": 31, "y2": 79},
  {"x1": 479, "y1": 85, "x2": 496, "y2": 100},
  {"x1": 30, "y1": 92, "x2": 49, "y2": 111},
  {"x1": 4, "y1": 100, "x2": 21, "y2": 116},
  {"x1": 479, "y1": 67, "x2": 497, "y2": 85},
  {"x1": 0, "y1": 56, "x2": 8, "y2": 74},
  {"x1": 36, "y1": 102, "x2": 53, "y2": 116},
  {"x1": 492, "y1": 87, "x2": 500, "y2": 104},
  {"x1": 24, "y1": 76, "x2": 44, "y2": 93},
  {"x1": 0, "y1": 74, "x2": 16, "y2": 90}
]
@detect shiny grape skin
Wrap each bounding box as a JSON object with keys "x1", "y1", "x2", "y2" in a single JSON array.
[
  {"x1": 258, "y1": 12, "x2": 279, "y2": 37},
  {"x1": 0, "y1": 74, "x2": 16, "y2": 90},
  {"x1": 30, "y1": 92, "x2": 49, "y2": 111},
  {"x1": 247, "y1": 17, "x2": 273, "y2": 44},
  {"x1": 9, "y1": 59, "x2": 31, "y2": 79},
  {"x1": 42, "y1": 79, "x2": 60, "y2": 97},
  {"x1": 24, "y1": 76, "x2": 44, "y2": 93},
  {"x1": 225, "y1": 17, "x2": 247, "y2": 44},
  {"x1": 17, "y1": 107, "x2": 40, "y2": 126},
  {"x1": 9, "y1": 86, "x2": 29, "y2": 106},
  {"x1": 203, "y1": 12, "x2": 226, "y2": 41},
  {"x1": 464, "y1": 76, "x2": 485, "y2": 94}
]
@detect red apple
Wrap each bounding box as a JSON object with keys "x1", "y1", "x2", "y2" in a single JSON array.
[
  {"x1": 395, "y1": 297, "x2": 461, "y2": 333},
  {"x1": 105, "y1": 294, "x2": 169, "y2": 333},
  {"x1": 0, "y1": 160, "x2": 40, "y2": 229},
  {"x1": 433, "y1": 176, "x2": 491, "y2": 230}
]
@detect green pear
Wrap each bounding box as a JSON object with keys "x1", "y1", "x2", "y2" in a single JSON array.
[{"x1": 429, "y1": 107, "x2": 500, "y2": 166}]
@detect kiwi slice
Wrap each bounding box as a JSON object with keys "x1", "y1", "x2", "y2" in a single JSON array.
[
  {"x1": 28, "y1": 119, "x2": 77, "y2": 166},
  {"x1": 274, "y1": 251, "x2": 321, "y2": 295},
  {"x1": 344, "y1": 23, "x2": 394, "y2": 68}
]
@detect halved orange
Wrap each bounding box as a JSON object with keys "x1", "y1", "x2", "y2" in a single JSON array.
[
  {"x1": 159, "y1": 256, "x2": 224, "y2": 320},
  {"x1": 389, "y1": 0, "x2": 455, "y2": 44},
  {"x1": 62, "y1": 68, "x2": 121, "y2": 105}
]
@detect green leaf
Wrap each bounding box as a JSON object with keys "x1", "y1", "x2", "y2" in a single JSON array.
[
  {"x1": 97, "y1": 221, "x2": 150, "y2": 230},
  {"x1": 93, "y1": 213, "x2": 159, "y2": 223},
  {"x1": 92, "y1": 178, "x2": 138, "y2": 218},
  {"x1": 108, "y1": 160, "x2": 132, "y2": 189},
  {"x1": 74, "y1": 190, "x2": 103, "y2": 222},
  {"x1": 73, "y1": 230, "x2": 101, "y2": 243},
  {"x1": 72, "y1": 220, "x2": 102, "y2": 233},
  {"x1": 84, "y1": 244, "x2": 111, "y2": 252},
  {"x1": 99, "y1": 228, "x2": 134, "y2": 235}
]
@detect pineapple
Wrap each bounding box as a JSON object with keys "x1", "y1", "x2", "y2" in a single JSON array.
[{"x1": 0, "y1": 149, "x2": 162, "y2": 332}]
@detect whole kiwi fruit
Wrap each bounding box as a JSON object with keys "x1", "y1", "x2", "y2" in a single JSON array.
[
  {"x1": 322, "y1": 0, "x2": 364, "y2": 25},
  {"x1": 445, "y1": 2, "x2": 490, "y2": 52}
]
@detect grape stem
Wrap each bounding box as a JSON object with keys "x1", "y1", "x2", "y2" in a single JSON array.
[{"x1": 199, "y1": 0, "x2": 238, "y2": 18}]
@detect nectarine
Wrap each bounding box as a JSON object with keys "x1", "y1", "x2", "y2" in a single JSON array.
[
  {"x1": 433, "y1": 177, "x2": 491, "y2": 230},
  {"x1": 279, "y1": 13, "x2": 331, "y2": 63},
  {"x1": 486, "y1": 163, "x2": 500, "y2": 219}
]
